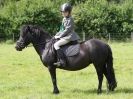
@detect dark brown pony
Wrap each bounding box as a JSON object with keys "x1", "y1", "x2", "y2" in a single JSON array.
[{"x1": 15, "y1": 25, "x2": 117, "y2": 94}]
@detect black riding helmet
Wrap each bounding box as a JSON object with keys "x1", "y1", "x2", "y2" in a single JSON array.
[{"x1": 60, "y1": 3, "x2": 72, "y2": 13}]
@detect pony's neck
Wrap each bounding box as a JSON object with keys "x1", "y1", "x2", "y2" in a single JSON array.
[{"x1": 32, "y1": 33, "x2": 51, "y2": 56}]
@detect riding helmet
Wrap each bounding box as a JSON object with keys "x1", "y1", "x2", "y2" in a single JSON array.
[{"x1": 60, "y1": 3, "x2": 72, "y2": 13}]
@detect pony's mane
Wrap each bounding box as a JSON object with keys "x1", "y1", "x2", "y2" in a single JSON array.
[{"x1": 21, "y1": 25, "x2": 51, "y2": 38}]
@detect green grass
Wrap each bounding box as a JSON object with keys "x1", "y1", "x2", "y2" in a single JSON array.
[{"x1": 0, "y1": 42, "x2": 133, "y2": 99}]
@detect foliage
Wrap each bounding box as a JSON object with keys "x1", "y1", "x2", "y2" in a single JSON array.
[
  {"x1": 0, "y1": 16, "x2": 12, "y2": 38},
  {"x1": 73, "y1": 0, "x2": 133, "y2": 40},
  {"x1": 0, "y1": 0, "x2": 133, "y2": 40}
]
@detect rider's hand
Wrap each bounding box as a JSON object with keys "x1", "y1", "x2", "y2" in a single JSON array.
[{"x1": 54, "y1": 36, "x2": 60, "y2": 39}]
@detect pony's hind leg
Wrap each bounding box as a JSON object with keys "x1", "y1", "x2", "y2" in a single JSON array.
[
  {"x1": 103, "y1": 63, "x2": 117, "y2": 92},
  {"x1": 94, "y1": 63, "x2": 104, "y2": 94},
  {"x1": 103, "y1": 64, "x2": 111, "y2": 92}
]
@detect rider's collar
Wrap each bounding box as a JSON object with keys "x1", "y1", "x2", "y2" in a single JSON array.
[{"x1": 65, "y1": 15, "x2": 71, "y2": 18}]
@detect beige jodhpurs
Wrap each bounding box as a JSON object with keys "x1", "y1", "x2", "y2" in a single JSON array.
[{"x1": 54, "y1": 38, "x2": 70, "y2": 50}]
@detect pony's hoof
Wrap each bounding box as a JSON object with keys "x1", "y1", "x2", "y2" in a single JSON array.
[
  {"x1": 97, "y1": 89, "x2": 102, "y2": 94},
  {"x1": 53, "y1": 90, "x2": 60, "y2": 94},
  {"x1": 109, "y1": 82, "x2": 117, "y2": 91}
]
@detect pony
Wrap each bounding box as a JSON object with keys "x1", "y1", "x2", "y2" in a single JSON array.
[{"x1": 15, "y1": 25, "x2": 117, "y2": 94}]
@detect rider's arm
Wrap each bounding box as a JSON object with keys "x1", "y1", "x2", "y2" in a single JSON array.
[
  {"x1": 59, "y1": 17, "x2": 74, "y2": 38},
  {"x1": 55, "y1": 32, "x2": 61, "y2": 36}
]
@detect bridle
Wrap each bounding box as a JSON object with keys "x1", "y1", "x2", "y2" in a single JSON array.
[
  {"x1": 17, "y1": 31, "x2": 54, "y2": 48},
  {"x1": 26, "y1": 40, "x2": 50, "y2": 47},
  {"x1": 21, "y1": 37, "x2": 55, "y2": 48}
]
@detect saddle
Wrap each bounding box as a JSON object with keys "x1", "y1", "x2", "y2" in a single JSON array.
[{"x1": 60, "y1": 41, "x2": 80, "y2": 57}]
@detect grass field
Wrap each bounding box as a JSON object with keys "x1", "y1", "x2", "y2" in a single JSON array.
[{"x1": 0, "y1": 42, "x2": 133, "y2": 99}]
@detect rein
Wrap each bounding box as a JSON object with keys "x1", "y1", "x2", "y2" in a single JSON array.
[
  {"x1": 27, "y1": 41, "x2": 49, "y2": 47},
  {"x1": 25, "y1": 32, "x2": 54, "y2": 47},
  {"x1": 27, "y1": 38, "x2": 55, "y2": 47}
]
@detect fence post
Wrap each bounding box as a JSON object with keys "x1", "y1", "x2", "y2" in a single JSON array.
[
  {"x1": 82, "y1": 31, "x2": 85, "y2": 41},
  {"x1": 108, "y1": 33, "x2": 111, "y2": 43},
  {"x1": 13, "y1": 33, "x2": 15, "y2": 42},
  {"x1": 131, "y1": 32, "x2": 133, "y2": 42}
]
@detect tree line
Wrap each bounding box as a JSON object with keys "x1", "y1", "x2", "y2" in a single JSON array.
[{"x1": 0, "y1": 0, "x2": 132, "y2": 41}]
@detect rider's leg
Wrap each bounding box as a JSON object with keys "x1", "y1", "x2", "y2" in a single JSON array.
[
  {"x1": 54, "y1": 38, "x2": 70, "y2": 50},
  {"x1": 54, "y1": 39, "x2": 70, "y2": 66}
]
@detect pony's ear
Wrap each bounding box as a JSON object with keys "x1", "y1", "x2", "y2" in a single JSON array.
[
  {"x1": 34, "y1": 28, "x2": 41, "y2": 37},
  {"x1": 27, "y1": 25, "x2": 34, "y2": 35},
  {"x1": 30, "y1": 26, "x2": 41, "y2": 37},
  {"x1": 27, "y1": 25, "x2": 41, "y2": 37}
]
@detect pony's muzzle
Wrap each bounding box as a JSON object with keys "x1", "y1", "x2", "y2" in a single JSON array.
[
  {"x1": 15, "y1": 41, "x2": 25, "y2": 51},
  {"x1": 15, "y1": 45, "x2": 22, "y2": 51}
]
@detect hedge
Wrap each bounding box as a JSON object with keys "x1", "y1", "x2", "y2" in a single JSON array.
[
  {"x1": 73, "y1": 0, "x2": 133, "y2": 40},
  {"x1": 0, "y1": 0, "x2": 133, "y2": 40}
]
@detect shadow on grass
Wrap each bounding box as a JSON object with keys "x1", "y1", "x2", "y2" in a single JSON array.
[
  {"x1": 71, "y1": 88, "x2": 133, "y2": 94},
  {"x1": 72, "y1": 88, "x2": 97, "y2": 94},
  {"x1": 115, "y1": 88, "x2": 133, "y2": 94}
]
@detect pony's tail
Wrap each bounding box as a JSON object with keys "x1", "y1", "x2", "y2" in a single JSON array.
[{"x1": 106, "y1": 45, "x2": 117, "y2": 91}]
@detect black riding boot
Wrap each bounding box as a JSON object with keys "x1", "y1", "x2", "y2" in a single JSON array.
[{"x1": 54, "y1": 49, "x2": 66, "y2": 67}]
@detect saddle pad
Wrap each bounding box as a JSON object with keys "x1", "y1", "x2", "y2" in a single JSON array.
[{"x1": 61, "y1": 44, "x2": 80, "y2": 57}]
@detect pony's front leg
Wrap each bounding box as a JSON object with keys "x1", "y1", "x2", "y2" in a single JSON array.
[{"x1": 48, "y1": 66, "x2": 59, "y2": 94}]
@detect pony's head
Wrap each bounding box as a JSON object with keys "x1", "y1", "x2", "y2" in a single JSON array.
[
  {"x1": 15, "y1": 25, "x2": 50, "y2": 51},
  {"x1": 15, "y1": 25, "x2": 32, "y2": 51}
]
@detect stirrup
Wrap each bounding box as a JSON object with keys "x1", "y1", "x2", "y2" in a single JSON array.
[
  {"x1": 54, "y1": 62, "x2": 61, "y2": 67},
  {"x1": 54, "y1": 61, "x2": 66, "y2": 67}
]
